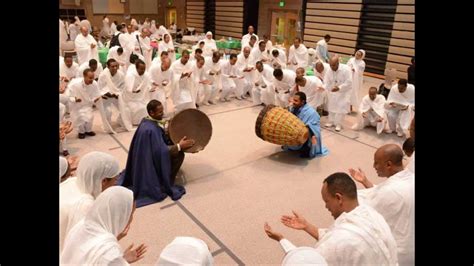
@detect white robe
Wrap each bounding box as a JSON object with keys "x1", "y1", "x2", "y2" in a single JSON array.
[
  {"x1": 121, "y1": 68, "x2": 151, "y2": 129},
  {"x1": 107, "y1": 46, "x2": 128, "y2": 72},
  {"x1": 278, "y1": 243, "x2": 327, "y2": 265},
  {"x1": 204, "y1": 57, "x2": 222, "y2": 91},
  {"x1": 241, "y1": 33, "x2": 259, "y2": 52},
  {"x1": 98, "y1": 68, "x2": 126, "y2": 132},
  {"x1": 61, "y1": 186, "x2": 133, "y2": 265},
  {"x1": 159, "y1": 38, "x2": 176, "y2": 63},
  {"x1": 347, "y1": 57, "x2": 366, "y2": 109},
  {"x1": 110, "y1": 22, "x2": 117, "y2": 35},
  {"x1": 59, "y1": 152, "x2": 120, "y2": 252},
  {"x1": 288, "y1": 44, "x2": 308, "y2": 70},
  {"x1": 358, "y1": 169, "x2": 414, "y2": 265},
  {"x1": 60, "y1": 60, "x2": 79, "y2": 81},
  {"x1": 68, "y1": 23, "x2": 78, "y2": 41},
  {"x1": 265, "y1": 40, "x2": 273, "y2": 53},
  {"x1": 67, "y1": 78, "x2": 101, "y2": 133},
  {"x1": 323, "y1": 64, "x2": 353, "y2": 114},
  {"x1": 170, "y1": 59, "x2": 196, "y2": 111},
  {"x1": 220, "y1": 60, "x2": 239, "y2": 100},
  {"x1": 315, "y1": 62, "x2": 330, "y2": 84},
  {"x1": 149, "y1": 63, "x2": 174, "y2": 115},
  {"x1": 74, "y1": 34, "x2": 98, "y2": 65},
  {"x1": 385, "y1": 84, "x2": 415, "y2": 135},
  {"x1": 273, "y1": 69, "x2": 296, "y2": 107},
  {"x1": 119, "y1": 32, "x2": 136, "y2": 64},
  {"x1": 136, "y1": 35, "x2": 152, "y2": 69},
  {"x1": 250, "y1": 46, "x2": 271, "y2": 66},
  {"x1": 191, "y1": 62, "x2": 213, "y2": 105},
  {"x1": 315, "y1": 204, "x2": 398, "y2": 265},
  {"x1": 102, "y1": 17, "x2": 110, "y2": 36},
  {"x1": 203, "y1": 38, "x2": 217, "y2": 57},
  {"x1": 307, "y1": 48, "x2": 317, "y2": 67},
  {"x1": 150, "y1": 22, "x2": 158, "y2": 38},
  {"x1": 59, "y1": 19, "x2": 68, "y2": 51},
  {"x1": 298, "y1": 76, "x2": 326, "y2": 109},
  {"x1": 270, "y1": 48, "x2": 287, "y2": 69},
  {"x1": 76, "y1": 62, "x2": 103, "y2": 80},
  {"x1": 315, "y1": 39, "x2": 329, "y2": 62},
  {"x1": 235, "y1": 53, "x2": 254, "y2": 96},
  {"x1": 353, "y1": 94, "x2": 387, "y2": 134},
  {"x1": 252, "y1": 64, "x2": 275, "y2": 105}
]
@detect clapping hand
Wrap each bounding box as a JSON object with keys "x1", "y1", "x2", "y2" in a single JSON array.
[
  {"x1": 281, "y1": 211, "x2": 308, "y2": 230},
  {"x1": 123, "y1": 243, "x2": 147, "y2": 263}
]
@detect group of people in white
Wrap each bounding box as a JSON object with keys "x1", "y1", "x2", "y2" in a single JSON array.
[{"x1": 59, "y1": 18, "x2": 415, "y2": 265}]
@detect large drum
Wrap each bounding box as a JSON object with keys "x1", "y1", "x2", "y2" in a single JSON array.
[
  {"x1": 168, "y1": 109, "x2": 212, "y2": 153},
  {"x1": 255, "y1": 104, "x2": 309, "y2": 146}
]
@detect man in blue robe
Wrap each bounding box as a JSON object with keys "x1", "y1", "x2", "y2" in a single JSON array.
[
  {"x1": 283, "y1": 91, "x2": 329, "y2": 158},
  {"x1": 118, "y1": 100, "x2": 195, "y2": 207}
]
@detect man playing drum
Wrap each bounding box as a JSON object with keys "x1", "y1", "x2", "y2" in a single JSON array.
[{"x1": 283, "y1": 92, "x2": 329, "y2": 158}]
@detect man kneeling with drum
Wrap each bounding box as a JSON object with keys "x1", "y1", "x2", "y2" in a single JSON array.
[
  {"x1": 118, "y1": 100, "x2": 195, "y2": 207},
  {"x1": 283, "y1": 92, "x2": 329, "y2": 158}
]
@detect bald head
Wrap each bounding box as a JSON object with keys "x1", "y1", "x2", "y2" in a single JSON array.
[
  {"x1": 373, "y1": 144, "x2": 405, "y2": 177},
  {"x1": 80, "y1": 26, "x2": 88, "y2": 36},
  {"x1": 329, "y1": 56, "x2": 339, "y2": 71},
  {"x1": 377, "y1": 144, "x2": 404, "y2": 166},
  {"x1": 243, "y1": 47, "x2": 251, "y2": 58}
]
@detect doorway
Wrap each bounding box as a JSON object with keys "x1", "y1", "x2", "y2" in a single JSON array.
[
  {"x1": 270, "y1": 11, "x2": 299, "y2": 51},
  {"x1": 166, "y1": 8, "x2": 177, "y2": 27}
]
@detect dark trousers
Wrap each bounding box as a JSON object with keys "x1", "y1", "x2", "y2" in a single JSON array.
[{"x1": 170, "y1": 151, "x2": 185, "y2": 184}]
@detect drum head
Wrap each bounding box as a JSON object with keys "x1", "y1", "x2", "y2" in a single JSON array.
[
  {"x1": 169, "y1": 109, "x2": 212, "y2": 153},
  {"x1": 255, "y1": 104, "x2": 276, "y2": 139}
]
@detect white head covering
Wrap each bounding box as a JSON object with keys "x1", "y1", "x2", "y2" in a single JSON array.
[
  {"x1": 384, "y1": 68, "x2": 397, "y2": 87},
  {"x1": 60, "y1": 186, "x2": 134, "y2": 265},
  {"x1": 59, "y1": 151, "x2": 121, "y2": 251},
  {"x1": 76, "y1": 151, "x2": 121, "y2": 198},
  {"x1": 356, "y1": 49, "x2": 366, "y2": 60},
  {"x1": 157, "y1": 236, "x2": 214, "y2": 266},
  {"x1": 282, "y1": 247, "x2": 328, "y2": 265},
  {"x1": 206, "y1": 31, "x2": 213, "y2": 37},
  {"x1": 158, "y1": 25, "x2": 169, "y2": 37},
  {"x1": 60, "y1": 156, "x2": 68, "y2": 180}
]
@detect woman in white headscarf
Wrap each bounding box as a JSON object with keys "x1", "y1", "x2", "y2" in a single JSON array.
[
  {"x1": 150, "y1": 20, "x2": 158, "y2": 39},
  {"x1": 159, "y1": 33, "x2": 176, "y2": 63},
  {"x1": 110, "y1": 20, "x2": 118, "y2": 35},
  {"x1": 157, "y1": 236, "x2": 213, "y2": 266},
  {"x1": 203, "y1": 31, "x2": 217, "y2": 57},
  {"x1": 157, "y1": 25, "x2": 171, "y2": 39},
  {"x1": 347, "y1": 49, "x2": 366, "y2": 112},
  {"x1": 191, "y1": 40, "x2": 205, "y2": 58},
  {"x1": 59, "y1": 151, "x2": 121, "y2": 251},
  {"x1": 131, "y1": 17, "x2": 138, "y2": 27},
  {"x1": 61, "y1": 186, "x2": 147, "y2": 265},
  {"x1": 101, "y1": 15, "x2": 111, "y2": 38},
  {"x1": 143, "y1": 18, "x2": 151, "y2": 29}
]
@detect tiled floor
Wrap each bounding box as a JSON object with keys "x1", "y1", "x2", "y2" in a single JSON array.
[{"x1": 63, "y1": 76, "x2": 408, "y2": 265}]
